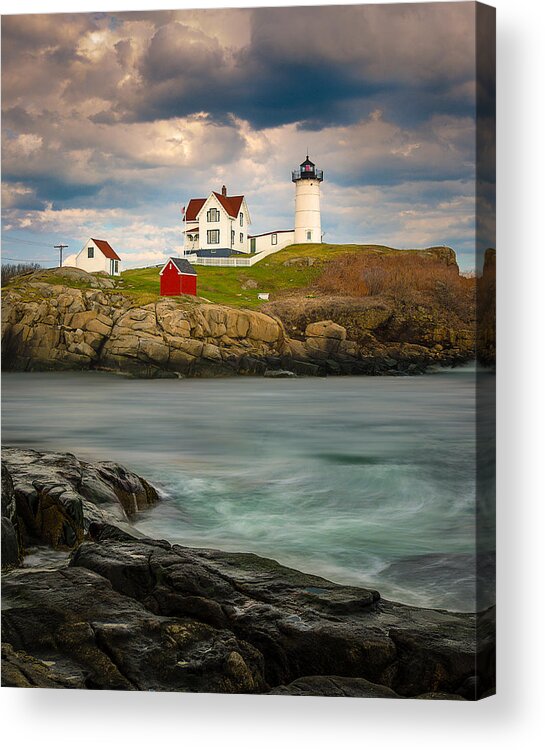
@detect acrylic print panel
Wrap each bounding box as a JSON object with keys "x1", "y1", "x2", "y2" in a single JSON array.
[{"x1": 1, "y1": 2, "x2": 495, "y2": 699}]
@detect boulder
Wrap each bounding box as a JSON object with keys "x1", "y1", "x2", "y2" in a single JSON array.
[
  {"x1": 157, "y1": 307, "x2": 192, "y2": 338},
  {"x1": 1, "y1": 447, "x2": 158, "y2": 552},
  {"x1": 1, "y1": 518, "x2": 20, "y2": 568},
  {"x1": 271, "y1": 675, "x2": 401, "y2": 698},
  {"x1": 0, "y1": 449, "x2": 494, "y2": 698},
  {"x1": 138, "y1": 336, "x2": 170, "y2": 364},
  {"x1": 1, "y1": 269, "x2": 476, "y2": 378},
  {"x1": 305, "y1": 320, "x2": 347, "y2": 340},
  {"x1": 247, "y1": 311, "x2": 282, "y2": 344},
  {"x1": 2, "y1": 566, "x2": 265, "y2": 693},
  {"x1": 66, "y1": 536, "x2": 487, "y2": 696}
]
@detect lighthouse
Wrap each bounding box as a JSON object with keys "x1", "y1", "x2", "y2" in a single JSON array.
[{"x1": 292, "y1": 155, "x2": 324, "y2": 244}]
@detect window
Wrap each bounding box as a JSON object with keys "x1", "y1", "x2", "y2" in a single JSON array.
[
  {"x1": 114, "y1": 260, "x2": 119, "y2": 273},
  {"x1": 239, "y1": 232, "x2": 243, "y2": 244},
  {"x1": 87, "y1": 247, "x2": 94, "y2": 258},
  {"x1": 207, "y1": 208, "x2": 220, "y2": 222},
  {"x1": 306, "y1": 230, "x2": 312, "y2": 240},
  {"x1": 231, "y1": 229, "x2": 235, "y2": 245},
  {"x1": 239, "y1": 212, "x2": 244, "y2": 226},
  {"x1": 271, "y1": 233, "x2": 278, "y2": 245},
  {"x1": 207, "y1": 229, "x2": 220, "y2": 244},
  {"x1": 250, "y1": 238, "x2": 256, "y2": 253}
]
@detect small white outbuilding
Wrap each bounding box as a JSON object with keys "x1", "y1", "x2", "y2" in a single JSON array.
[{"x1": 72, "y1": 238, "x2": 121, "y2": 276}]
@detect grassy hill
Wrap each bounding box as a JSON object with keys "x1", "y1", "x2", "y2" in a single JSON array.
[{"x1": 121, "y1": 243, "x2": 450, "y2": 309}]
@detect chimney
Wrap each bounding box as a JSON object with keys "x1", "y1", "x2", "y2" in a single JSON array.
[{"x1": 221, "y1": 185, "x2": 227, "y2": 197}]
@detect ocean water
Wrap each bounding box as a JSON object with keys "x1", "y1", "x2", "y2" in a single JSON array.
[{"x1": 1, "y1": 367, "x2": 494, "y2": 611}]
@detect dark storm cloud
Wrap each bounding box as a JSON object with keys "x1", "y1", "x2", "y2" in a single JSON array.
[
  {"x1": 234, "y1": 3, "x2": 475, "y2": 129},
  {"x1": 1, "y1": 5, "x2": 477, "y2": 136},
  {"x1": 1, "y1": 4, "x2": 485, "y2": 267},
  {"x1": 113, "y1": 4, "x2": 476, "y2": 131},
  {"x1": 1, "y1": 169, "x2": 104, "y2": 204}
]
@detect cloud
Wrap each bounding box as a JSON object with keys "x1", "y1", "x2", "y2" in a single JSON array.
[{"x1": 1, "y1": 4, "x2": 486, "y2": 270}]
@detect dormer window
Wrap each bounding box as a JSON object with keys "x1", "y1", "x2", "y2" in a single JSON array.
[
  {"x1": 239, "y1": 212, "x2": 244, "y2": 226},
  {"x1": 88, "y1": 247, "x2": 94, "y2": 258},
  {"x1": 207, "y1": 208, "x2": 220, "y2": 222}
]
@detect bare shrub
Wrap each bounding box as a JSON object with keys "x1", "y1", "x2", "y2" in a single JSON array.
[
  {"x1": 1, "y1": 263, "x2": 42, "y2": 285},
  {"x1": 316, "y1": 252, "x2": 475, "y2": 321}
]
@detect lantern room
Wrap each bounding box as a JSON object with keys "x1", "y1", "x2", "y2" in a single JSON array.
[{"x1": 292, "y1": 156, "x2": 324, "y2": 182}]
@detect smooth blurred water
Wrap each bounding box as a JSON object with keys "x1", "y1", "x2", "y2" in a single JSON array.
[{"x1": 1, "y1": 368, "x2": 490, "y2": 611}]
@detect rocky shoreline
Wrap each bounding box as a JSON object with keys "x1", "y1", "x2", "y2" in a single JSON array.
[
  {"x1": 1, "y1": 267, "x2": 475, "y2": 378},
  {"x1": 1, "y1": 447, "x2": 495, "y2": 698}
]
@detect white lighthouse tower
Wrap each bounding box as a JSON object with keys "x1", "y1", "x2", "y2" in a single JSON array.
[{"x1": 292, "y1": 155, "x2": 324, "y2": 244}]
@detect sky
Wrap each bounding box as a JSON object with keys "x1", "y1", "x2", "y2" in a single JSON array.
[{"x1": 1, "y1": 2, "x2": 494, "y2": 270}]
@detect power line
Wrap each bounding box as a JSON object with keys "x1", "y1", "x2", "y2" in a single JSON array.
[
  {"x1": 2, "y1": 256, "x2": 54, "y2": 263},
  {"x1": 1, "y1": 236, "x2": 55, "y2": 248}
]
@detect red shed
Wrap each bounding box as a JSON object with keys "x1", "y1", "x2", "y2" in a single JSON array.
[{"x1": 159, "y1": 257, "x2": 197, "y2": 296}]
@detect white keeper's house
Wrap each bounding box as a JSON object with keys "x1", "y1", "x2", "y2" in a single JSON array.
[
  {"x1": 67, "y1": 238, "x2": 122, "y2": 276},
  {"x1": 183, "y1": 155, "x2": 324, "y2": 264}
]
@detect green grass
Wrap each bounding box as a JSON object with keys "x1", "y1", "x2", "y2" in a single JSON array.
[
  {"x1": 3, "y1": 272, "x2": 93, "y2": 292},
  {"x1": 4, "y1": 243, "x2": 447, "y2": 311},
  {"x1": 121, "y1": 243, "x2": 401, "y2": 309}
]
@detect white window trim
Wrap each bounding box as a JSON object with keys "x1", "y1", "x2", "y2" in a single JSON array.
[{"x1": 207, "y1": 229, "x2": 220, "y2": 244}]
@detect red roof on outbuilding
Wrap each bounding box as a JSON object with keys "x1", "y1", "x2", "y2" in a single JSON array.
[{"x1": 91, "y1": 238, "x2": 121, "y2": 261}]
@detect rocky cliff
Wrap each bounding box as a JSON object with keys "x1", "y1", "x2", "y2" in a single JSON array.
[
  {"x1": 1, "y1": 266, "x2": 475, "y2": 377},
  {"x1": 1, "y1": 448, "x2": 495, "y2": 698}
]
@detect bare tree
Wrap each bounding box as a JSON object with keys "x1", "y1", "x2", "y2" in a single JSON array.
[{"x1": 1, "y1": 263, "x2": 42, "y2": 285}]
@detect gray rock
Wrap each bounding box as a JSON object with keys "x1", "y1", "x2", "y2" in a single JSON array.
[
  {"x1": 66, "y1": 535, "x2": 491, "y2": 697},
  {"x1": 1, "y1": 447, "x2": 158, "y2": 553},
  {"x1": 270, "y1": 675, "x2": 401, "y2": 698},
  {"x1": 1, "y1": 449, "x2": 495, "y2": 698},
  {"x1": 2, "y1": 566, "x2": 265, "y2": 693},
  {"x1": 1, "y1": 518, "x2": 20, "y2": 568}
]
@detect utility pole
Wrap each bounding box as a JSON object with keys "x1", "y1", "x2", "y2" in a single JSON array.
[{"x1": 54, "y1": 243, "x2": 68, "y2": 268}]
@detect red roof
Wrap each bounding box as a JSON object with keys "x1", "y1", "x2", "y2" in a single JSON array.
[
  {"x1": 185, "y1": 198, "x2": 206, "y2": 222},
  {"x1": 185, "y1": 193, "x2": 244, "y2": 222},
  {"x1": 212, "y1": 192, "x2": 244, "y2": 219},
  {"x1": 91, "y1": 238, "x2": 120, "y2": 261}
]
